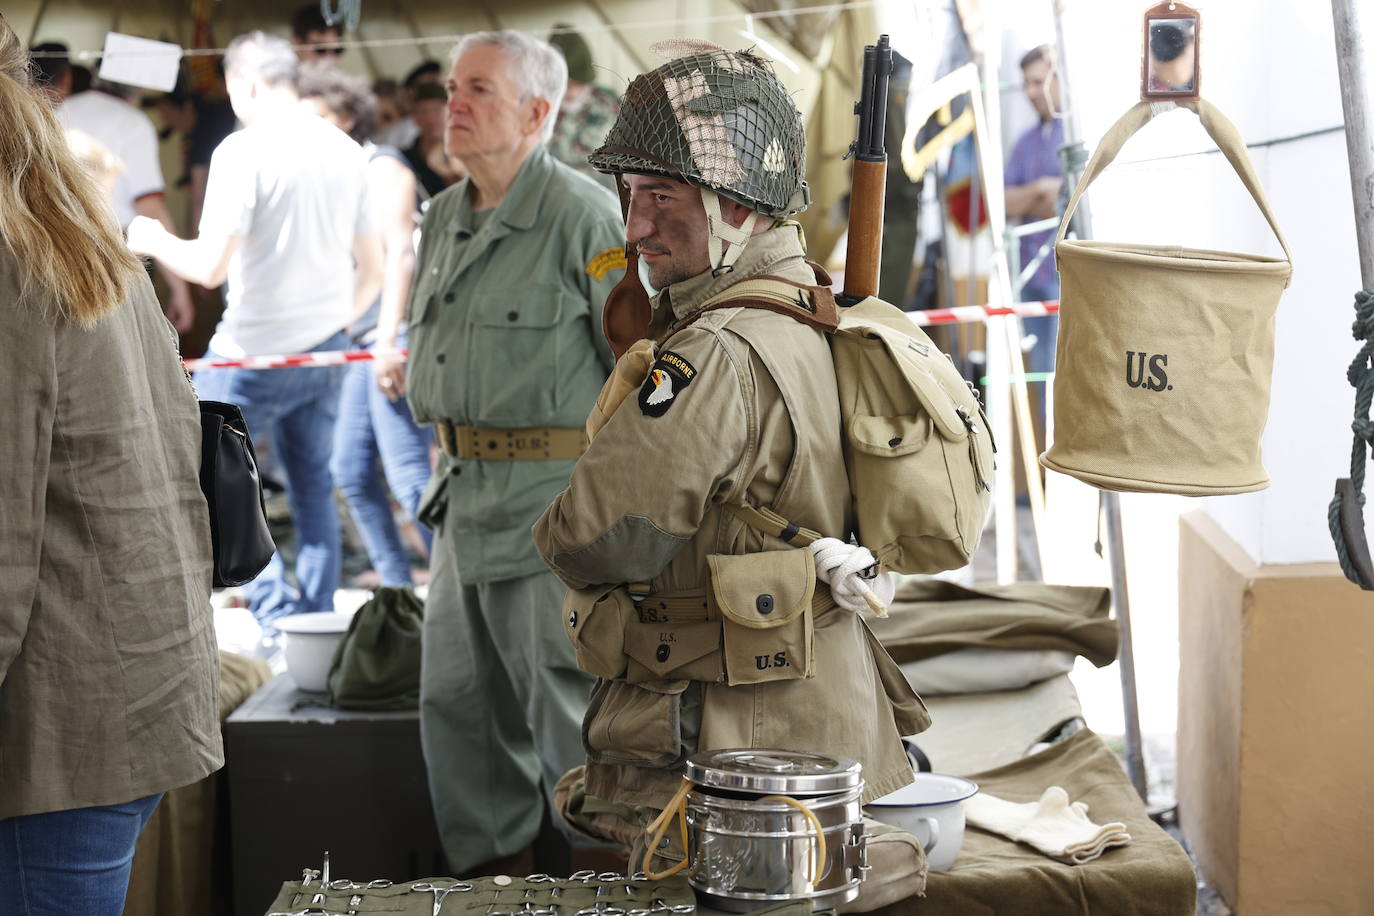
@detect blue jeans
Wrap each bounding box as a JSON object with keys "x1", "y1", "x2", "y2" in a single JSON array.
[
  {"x1": 330, "y1": 348, "x2": 434, "y2": 586},
  {"x1": 0, "y1": 794, "x2": 162, "y2": 916},
  {"x1": 195, "y1": 330, "x2": 348, "y2": 629}
]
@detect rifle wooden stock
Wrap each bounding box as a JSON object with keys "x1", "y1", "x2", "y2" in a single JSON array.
[{"x1": 842, "y1": 158, "x2": 888, "y2": 300}]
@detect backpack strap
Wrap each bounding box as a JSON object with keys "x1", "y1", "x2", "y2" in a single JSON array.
[
  {"x1": 656, "y1": 275, "x2": 840, "y2": 345},
  {"x1": 677, "y1": 272, "x2": 837, "y2": 550},
  {"x1": 726, "y1": 504, "x2": 822, "y2": 547}
]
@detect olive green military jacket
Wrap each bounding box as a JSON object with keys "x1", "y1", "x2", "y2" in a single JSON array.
[
  {"x1": 534, "y1": 227, "x2": 926, "y2": 813},
  {"x1": 0, "y1": 255, "x2": 221, "y2": 819},
  {"x1": 407, "y1": 146, "x2": 624, "y2": 583}
]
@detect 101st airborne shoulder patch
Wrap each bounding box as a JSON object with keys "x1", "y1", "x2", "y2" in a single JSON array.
[
  {"x1": 639, "y1": 350, "x2": 697, "y2": 418},
  {"x1": 585, "y1": 246, "x2": 627, "y2": 282}
]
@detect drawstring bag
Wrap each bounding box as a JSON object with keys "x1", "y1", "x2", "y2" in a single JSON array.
[
  {"x1": 1040, "y1": 99, "x2": 1293, "y2": 495},
  {"x1": 327, "y1": 587, "x2": 425, "y2": 711}
]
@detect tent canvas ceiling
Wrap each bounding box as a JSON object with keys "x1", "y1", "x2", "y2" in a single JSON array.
[{"x1": 9, "y1": 0, "x2": 879, "y2": 256}]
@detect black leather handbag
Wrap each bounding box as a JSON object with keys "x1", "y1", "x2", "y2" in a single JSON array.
[{"x1": 200, "y1": 400, "x2": 275, "y2": 587}]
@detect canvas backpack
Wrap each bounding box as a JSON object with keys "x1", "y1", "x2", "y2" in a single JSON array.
[{"x1": 671, "y1": 277, "x2": 995, "y2": 574}]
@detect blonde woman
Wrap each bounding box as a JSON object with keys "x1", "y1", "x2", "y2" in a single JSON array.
[{"x1": 0, "y1": 17, "x2": 221, "y2": 915}]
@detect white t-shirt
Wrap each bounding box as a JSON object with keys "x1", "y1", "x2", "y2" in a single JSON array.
[
  {"x1": 199, "y1": 112, "x2": 373, "y2": 357},
  {"x1": 57, "y1": 90, "x2": 165, "y2": 229}
]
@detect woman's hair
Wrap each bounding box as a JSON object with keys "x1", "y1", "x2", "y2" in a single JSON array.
[
  {"x1": 0, "y1": 15, "x2": 141, "y2": 326},
  {"x1": 298, "y1": 62, "x2": 379, "y2": 143}
]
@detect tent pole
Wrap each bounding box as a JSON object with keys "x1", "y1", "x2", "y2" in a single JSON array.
[
  {"x1": 969, "y1": 14, "x2": 1019, "y2": 586},
  {"x1": 1052, "y1": 0, "x2": 1148, "y2": 802},
  {"x1": 1332, "y1": 1, "x2": 1374, "y2": 286},
  {"x1": 25, "y1": 0, "x2": 52, "y2": 49}
]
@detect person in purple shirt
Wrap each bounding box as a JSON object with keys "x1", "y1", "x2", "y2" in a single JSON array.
[{"x1": 1004, "y1": 44, "x2": 1064, "y2": 373}]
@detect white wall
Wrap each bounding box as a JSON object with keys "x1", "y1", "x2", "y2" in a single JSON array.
[{"x1": 1060, "y1": 0, "x2": 1359, "y2": 567}]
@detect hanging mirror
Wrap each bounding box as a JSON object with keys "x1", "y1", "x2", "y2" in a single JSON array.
[{"x1": 1141, "y1": 2, "x2": 1200, "y2": 100}]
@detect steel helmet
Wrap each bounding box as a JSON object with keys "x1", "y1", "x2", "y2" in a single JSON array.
[{"x1": 589, "y1": 40, "x2": 809, "y2": 219}]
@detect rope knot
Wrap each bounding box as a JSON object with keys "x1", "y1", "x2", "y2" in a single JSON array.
[
  {"x1": 808, "y1": 537, "x2": 895, "y2": 616},
  {"x1": 1353, "y1": 290, "x2": 1374, "y2": 339}
]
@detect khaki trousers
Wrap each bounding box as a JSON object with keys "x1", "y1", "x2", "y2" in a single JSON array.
[{"x1": 419, "y1": 538, "x2": 594, "y2": 873}]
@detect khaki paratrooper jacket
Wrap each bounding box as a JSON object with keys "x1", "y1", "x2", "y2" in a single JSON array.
[{"x1": 534, "y1": 227, "x2": 928, "y2": 822}]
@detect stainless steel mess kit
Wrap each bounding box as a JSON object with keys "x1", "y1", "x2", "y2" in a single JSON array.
[
  {"x1": 263, "y1": 751, "x2": 869, "y2": 916},
  {"x1": 683, "y1": 749, "x2": 868, "y2": 912}
]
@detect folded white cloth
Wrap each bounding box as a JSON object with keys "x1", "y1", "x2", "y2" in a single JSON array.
[
  {"x1": 963, "y1": 786, "x2": 1131, "y2": 865},
  {"x1": 809, "y1": 537, "x2": 895, "y2": 616}
]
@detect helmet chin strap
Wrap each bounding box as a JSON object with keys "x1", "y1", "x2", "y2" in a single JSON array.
[{"x1": 702, "y1": 187, "x2": 760, "y2": 276}]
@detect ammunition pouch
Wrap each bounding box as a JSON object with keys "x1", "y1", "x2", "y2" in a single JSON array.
[
  {"x1": 624, "y1": 618, "x2": 723, "y2": 683},
  {"x1": 563, "y1": 584, "x2": 634, "y2": 680},
  {"x1": 709, "y1": 549, "x2": 818, "y2": 685}
]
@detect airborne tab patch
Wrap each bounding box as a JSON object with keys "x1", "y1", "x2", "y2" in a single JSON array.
[
  {"x1": 639, "y1": 350, "x2": 697, "y2": 418},
  {"x1": 586, "y1": 246, "x2": 628, "y2": 281}
]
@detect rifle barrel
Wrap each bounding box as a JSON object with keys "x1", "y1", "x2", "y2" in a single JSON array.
[
  {"x1": 842, "y1": 34, "x2": 893, "y2": 301},
  {"x1": 862, "y1": 35, "x2": 893, "y2": 161}
]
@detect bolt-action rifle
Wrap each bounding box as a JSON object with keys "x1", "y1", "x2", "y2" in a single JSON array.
[{"x1": 839, "y1": 34, "x2": 893, "y2": 306}]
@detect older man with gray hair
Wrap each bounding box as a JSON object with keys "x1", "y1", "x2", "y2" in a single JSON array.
[{"x1": 405, "y1": 29, "x2": 624, "y2": 874}]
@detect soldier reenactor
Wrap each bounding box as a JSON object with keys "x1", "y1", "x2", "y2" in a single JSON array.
[{"x1": 533, "y1": 41, "x2": 931, "y2": 870}]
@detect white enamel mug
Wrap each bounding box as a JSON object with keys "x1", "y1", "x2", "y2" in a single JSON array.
[{"x1": 865, "y1": 773, "x2": 979, "y2": 872}]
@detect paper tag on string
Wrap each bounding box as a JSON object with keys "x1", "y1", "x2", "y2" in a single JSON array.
[{"x1": 97, "y1": 33, "x2": 182, "y2": 93}]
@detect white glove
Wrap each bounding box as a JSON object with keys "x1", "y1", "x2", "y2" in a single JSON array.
[{"x1": 809, "y1": 537, "x2": 895, "y2": 616}]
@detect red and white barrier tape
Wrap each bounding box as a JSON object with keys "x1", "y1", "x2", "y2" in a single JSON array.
[
  {"x1": 183, "y1": 348, "x2": 407, "y2": 371},
  {"x1": 181, "y1": 302, "x2": 1058, "y2": 370},
  {"x1": 906, "y1": 300, "x2": 1058, "y2": 326}
]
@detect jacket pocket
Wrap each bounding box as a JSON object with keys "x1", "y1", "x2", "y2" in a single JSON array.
[
  {"x1": 709, "y1": 549, "x2": 815, "y2": 686},
  {"x1": 860, "y1": 617, "x2": 931, "y2": 736},
  {"x1": 583, "y1": 677, "x2": 689, "y2": 768},
  {"x1": 624, "y1": 619, "x2": 722, "y2": 683},
  {"x1": 563, "y1": 584, "x2": 633, "y2": 680},
  {"x1": 468, "y1": 284, "x2": 566, "y2": 424}
]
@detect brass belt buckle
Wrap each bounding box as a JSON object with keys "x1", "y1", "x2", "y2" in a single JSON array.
[{"x1": 434, "y1": 421, "x2": 457, "y2": 457}]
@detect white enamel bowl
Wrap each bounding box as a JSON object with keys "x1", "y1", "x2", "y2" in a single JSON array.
[
  {"x1": 865, "y1": 773, "x2": 979, "y2": 872},
  {"x1": 275, "y1": 612, "x2": 352, "y2": 692}
]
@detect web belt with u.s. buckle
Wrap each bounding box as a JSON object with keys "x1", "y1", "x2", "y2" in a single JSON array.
[
  {"x1": 626, "y1": 582, "x2": 838, "y2": 622},
  {"x1": 433, "y1": 422, "x2": 588, "y2": 461}
]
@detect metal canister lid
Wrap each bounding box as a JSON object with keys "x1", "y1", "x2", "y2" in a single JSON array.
[{"x1": 685, "y1": 748, "x2": 863, "y2": 796}]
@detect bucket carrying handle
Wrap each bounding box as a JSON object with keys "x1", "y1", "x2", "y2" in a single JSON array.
[{"x1": 1054, "y1": 99, "x2": 1293, "y2": 269}]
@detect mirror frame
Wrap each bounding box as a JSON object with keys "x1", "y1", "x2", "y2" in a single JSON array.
[{"x1": 1141, "y1": 1, "x2": 1201, "y2": 101}]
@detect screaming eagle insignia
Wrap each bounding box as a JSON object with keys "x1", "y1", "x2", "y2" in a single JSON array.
[{"x1": 639, "y1": 350, "x2": 697, "y2": 418}]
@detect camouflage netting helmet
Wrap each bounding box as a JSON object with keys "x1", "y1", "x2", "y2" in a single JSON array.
[{"x1": 589, "y1": 40, "x2": 809, "y2": 218}]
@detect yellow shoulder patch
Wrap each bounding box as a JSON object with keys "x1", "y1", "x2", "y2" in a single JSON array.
[{"x1": 586, "y1": 246, "x2": 628, "y2": 282}]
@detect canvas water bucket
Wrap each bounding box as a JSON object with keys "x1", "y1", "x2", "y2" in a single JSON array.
[{"x1": 1040, "y1": 99, "x2": 1293, "y2": 495}]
